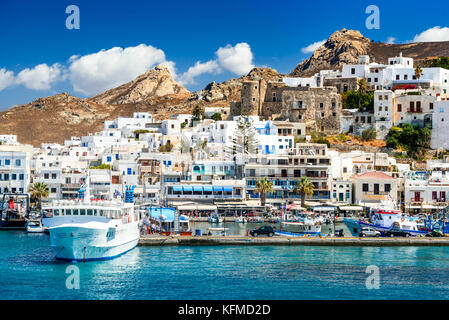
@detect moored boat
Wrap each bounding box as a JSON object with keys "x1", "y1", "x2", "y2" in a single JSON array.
[{"x1": 42, "y1": 179, "x2": 140, "y2": 261}]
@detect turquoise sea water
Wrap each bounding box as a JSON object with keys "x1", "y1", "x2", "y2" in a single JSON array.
[{"x1": 2, "y1": 231, "x2": 449, "y2": 300}]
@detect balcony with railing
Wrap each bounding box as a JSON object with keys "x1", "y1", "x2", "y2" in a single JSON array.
[{"x1": 410, "y1": 197, "x2": 424, "y2": 203}]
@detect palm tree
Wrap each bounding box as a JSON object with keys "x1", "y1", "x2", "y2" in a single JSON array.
[
  {"x1": 254, "y1": 177, "x2": 274, "y2": 207},
  {"x1": 294, "y1": 177, "x2": 314, "y2": 207},
  {"x1": 415, "y1": 66, "x2": 424, "y2": 89},
  {"x1": 29, "y1": 182, "x2": 49, "y2": 210}
]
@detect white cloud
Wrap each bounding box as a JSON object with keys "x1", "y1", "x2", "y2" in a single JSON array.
[
  {"x1": 68, "y1": 44, "x2": 172, "y2": 95},
  {"x1": 301, "y1": 39, "x2": 326, "y2": 54},
  {"x1": 16, "y1": 63, "x2": 62, "y2": 90},
  {"x1": 179, "y1": 60, "x2": 221, "y2": 85},
  {"x1": 0, "y1": 68, "x2": 15, "y2": 91},
  {"x1": 413, "y1": 26, "x2": 449, "y2": 42},
  {"x1": 386, "y1": 37, "x2": 396, "y2": 44},
  {"x1": 215, "y1": 43, "x2": 254, "y2": 75}
]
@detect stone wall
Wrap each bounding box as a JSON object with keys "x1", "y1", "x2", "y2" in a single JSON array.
[{"x1": 323, "y1": 77, "x2": 359, "y2": 93}]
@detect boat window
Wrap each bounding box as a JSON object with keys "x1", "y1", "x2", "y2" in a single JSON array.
[
  {"x1": 106, "y1": 211, "x2": 111, "y2": 219},
  {"x1": 80, "y1": 209, "x2": 86, "y2": 216},
  {"x1": 87, "y1": 209, "x2": 93, "y2": 216},
  {"x1": 54, "y1": 209, "x2": 59, "y2": 216},
  {"x1": 99, "y1": 210, "x2": 104, "y2": 217},
  {"x1": 61, "y1": 209, "x2": 67, "y2": 216},
  {"x1": 73, "y1": 209, "x2": 79, "y2": 215}
]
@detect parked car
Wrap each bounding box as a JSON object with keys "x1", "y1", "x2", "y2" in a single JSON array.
[
  {"x1": 250, "y1": 226, "x2": 275, "y2": 237},
  {"x1": 359, "y1": 227, "x2": 381, "y2": 237},
  {"x1": 385, "y1": 228, "x2": 412, "y2": 237}
]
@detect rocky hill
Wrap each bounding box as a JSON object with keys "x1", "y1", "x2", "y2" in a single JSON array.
[
  {"x1": 0, "y1": 65, "x2": 282, "y2": 146},
  {"x1": 91, "y1": 65, "x2": 190, "y2": 105},
  {"x1": 290, "y1": 28, "x2": 449, "y2": 77},
  {"x1": 2, "y1": 28, "x2": 449, "y2": 147}
]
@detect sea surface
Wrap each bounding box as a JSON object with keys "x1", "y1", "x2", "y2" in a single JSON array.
[{"x1": 2, "y1": 230, "x2": 449, "y2": 300}]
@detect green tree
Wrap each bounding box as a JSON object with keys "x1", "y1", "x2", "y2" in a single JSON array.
[
  {"x1": 254, "y1": 177, "x2": 274, "y2": 207},
  {"x1": 191, "y1": 106, "x2": 203, "y2": 125},
  {"x1": 357, "y1": 78, "x2": 369, "y2": 110},
  {"x1": 386, "y1": 124, "x2": 431, "y2": 158},
  {"x1": 29, "y1": 182, "x2": 49, "y2": 210},
  {"x1": 294, "y1": 177, "x2": 314, "y2": 207},
  {"x1": 227, "y1": 115, "x2": 259, "y2": 158},
  {"x1": 341, "y1": 90, "x2": 374, "y2": 112},
  {"x1": 211, "y1": 113, "x2": 222, "y2": 121}
]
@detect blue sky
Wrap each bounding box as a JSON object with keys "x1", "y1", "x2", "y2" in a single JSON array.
[{"x1": 1, "y1": 0, "x2": 449, "y2": 110}]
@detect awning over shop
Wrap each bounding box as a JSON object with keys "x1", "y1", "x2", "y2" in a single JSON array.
[
  {"x1": 172, "y1": 186, "x2": 182, "y2": 192},
  {"x1": 223, "y1": 187, "x2": 233, "y2": 192},
  {"x1": 193, "y1": 186, "x2": 203, "y2": 192},
  {"x1": 213, "y1": 187, "x2": 223, "y2": 192},
  {"x1": 177, "y1": 205, "x2": 217, "y2": 211},
  {"x1": 338, "y1": 205, "x2": 364, "y2": 211},
  {"x1": 203, "y1": 186, "x2": 213, "y2": 192},
  {"x1": 182, "y1": 186, "x2": 193, "y2": 192}
]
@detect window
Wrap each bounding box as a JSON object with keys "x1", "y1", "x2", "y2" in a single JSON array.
[
  {"x1": 5, "y1": 159, "x2": 10, "y2": 166},
  {"x1": 51, "y1": 188, "x2": 57, "y2": 193},
  {"x1": 15, "y1": 159, "x2": 21, "y2": 166},
  {"x1": 404, "y1": 75, "x2": 408, "y2": 80},
  {"x1": 430, "y1": 103, "x2": 434, "y2": 110},
  {"x1": 396, "y1": 75, "x2": 400, "y2": 80},
  {"x1": 44, "y1": 173, "x2": 49, "y2": 179},
  {"x1": 51, "y1": 173, "x2": 57, "y2": 179},
  {"x1": 19, "y1": 174, "x2": 24, "y2": 180},
  {"x1": 379, "y1": 106, "x2": 382, "y2": 111},
  {"x1": 11, "y1": 174, "x2": 16, "y2": 180},
  {"x1": 351, "y1": 68, "x2": 355, "y2": 75},
  {"x1": 379, "y1": 95, "x2": 383, "y2": 101},
  {"x1": 397, "y1": 104, "x2": 402, "y2": 112},
  {"x1": 362, "y1": 183, "x2": 369, "y2": 192},
  {"x1": 384, "y1": 184, "x2": 391, "y2": 192},
  {"x1": 320, "y1": 103, "x2": 324, "y2": 109}
]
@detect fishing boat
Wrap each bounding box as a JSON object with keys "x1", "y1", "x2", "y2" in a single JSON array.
[
  {"x1": 42, "y1": 179, "x2": 140, "y2": 261},
  {"x1": 145, "y1": 207, "x2": 191, "y2": 236},
  {"x1": 26, "y1": 219, "x2": 44, "y2": 233},
  {"x1": 277, "y1": 212, "x2": 322, "y2": 236},
  {"x1": 343, "y1": 201, "x2": 430, "y2": 237},
  {"x1": 0, "y1": 193, "x2": 30, "y2": 230}
]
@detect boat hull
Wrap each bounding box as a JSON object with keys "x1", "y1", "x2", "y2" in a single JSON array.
[{"x1": 49, "y1": 222, "x2": 139, "y2": 261}]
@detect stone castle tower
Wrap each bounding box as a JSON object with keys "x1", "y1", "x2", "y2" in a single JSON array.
[{"x1": 238, "y1": 79, "x2": 266, "y2": 116}]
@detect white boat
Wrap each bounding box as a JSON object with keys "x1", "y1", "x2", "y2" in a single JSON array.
[
  {"x1": 279, "y1": 212, "x2": 322, "y2": 235},
  {"x1": 26, "y1": 220, "x2": 44, "y2": 233},
  {"x1": 206, "y1": 227, "x2": 229, "y2": 236},
  {"x1": 235, "y1": 216, "x2": 246, "y2": 223},
  {"x1": 208, "y1": 213, "x2": 223, "y2": 223},
  {"x1": 42, "y1": 179, "x2": 140, "y2": 262}
]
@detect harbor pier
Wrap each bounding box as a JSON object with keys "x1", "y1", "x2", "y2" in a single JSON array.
[{"x1": 139, "y1": 235, "x2": 449, "y2": 247}]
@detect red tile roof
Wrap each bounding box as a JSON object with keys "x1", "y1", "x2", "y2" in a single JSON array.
[{"x1": 356, "y1": 171, "x2": 395, "y2": 180}]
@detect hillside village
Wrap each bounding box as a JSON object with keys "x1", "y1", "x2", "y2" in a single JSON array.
[{"x1": 2, "y1": 48, "x2": 449, "y2": 216}]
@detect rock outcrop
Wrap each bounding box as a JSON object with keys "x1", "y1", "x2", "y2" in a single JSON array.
[
  {"x1": 91, "y1": 65, "x2": 190, "y2": 105},
  {"x1": 290, "y1": 29, "x2": 371, "y2": 77},
  {"x1": 291, "y1": 28, "x2": 449, "y2": 77}
]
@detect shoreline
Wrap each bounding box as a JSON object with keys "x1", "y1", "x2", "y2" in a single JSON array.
[{"x1": 138, "y1": 235, "x2": 449, "y2": 247}]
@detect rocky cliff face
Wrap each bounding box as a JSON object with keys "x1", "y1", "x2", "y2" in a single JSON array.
[
  {"x1": 290, "y1": 29, "x2": 371, "y2": 77},
  {"x1": 290, "y1": 28, "x2": 449, "y2": 77},
  {"x1": 91, "y1": 65, "x2": 190, "y2": 105}
]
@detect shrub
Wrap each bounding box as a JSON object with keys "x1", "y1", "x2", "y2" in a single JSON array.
[{"x1": 361, "y1": 128, "x2": 377, "y2": 141}]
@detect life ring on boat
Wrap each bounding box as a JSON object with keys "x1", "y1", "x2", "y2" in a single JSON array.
[{"x1": 401, "y1": 217, "x2": 405, "y2": 222}]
